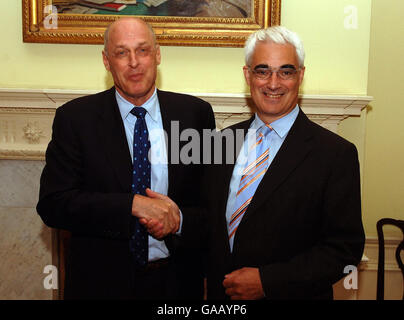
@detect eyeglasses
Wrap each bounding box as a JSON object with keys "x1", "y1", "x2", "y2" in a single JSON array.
[{"x1": 249, "y1": 66, "x2": 301, "y2": 80}]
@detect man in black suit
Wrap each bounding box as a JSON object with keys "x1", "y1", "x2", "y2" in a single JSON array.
[
  {"x1": 181, "y1": 26, "x2": 365, "y2": 299},
  {"x1": 37, "y1": 17, "x2": 215, "y2": 299}
]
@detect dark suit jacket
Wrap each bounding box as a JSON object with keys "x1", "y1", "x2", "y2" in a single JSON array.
[
  {"x1": 37, "y1": 87, "x2": 216, "y2": 299},
  {"x1": 185, "y1": 108, "x2": 365, "y2": 299}
]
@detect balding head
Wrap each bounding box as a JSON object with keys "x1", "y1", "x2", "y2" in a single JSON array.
[
  {"x1": 102, "y1": 17, "x2": 161, "y2": 106},
  {"x1": 104, "y1": 18, "x2": 157, "y2": 55}
]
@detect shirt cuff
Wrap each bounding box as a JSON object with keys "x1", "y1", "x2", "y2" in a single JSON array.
[{"x1": 175, "y1": 209, "x2": 183, "y2": 235}]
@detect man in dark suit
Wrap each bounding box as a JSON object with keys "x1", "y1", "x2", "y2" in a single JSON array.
[
  {"x1": 36, "y1": 17, "x2": 215, "y2": 299},
  {"x1": 181, "y1": 26, "x2": 365, "y2": 300}
]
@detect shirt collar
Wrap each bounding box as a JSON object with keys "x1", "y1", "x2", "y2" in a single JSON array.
[
  {"x1": 115, "y1": 88, "x2": 159, "y2": 123},
  {"x1": 252, "y1": 105, "x2": 300, "y2": 139}
]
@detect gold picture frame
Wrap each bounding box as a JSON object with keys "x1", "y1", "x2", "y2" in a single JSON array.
[{"x1": 22, "y1": 0, "x2": 281, "y2": 47}]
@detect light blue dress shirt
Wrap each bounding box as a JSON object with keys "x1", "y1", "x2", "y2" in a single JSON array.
[
  {"x1": 225, "y1": 105, "x2": 300, "y2": 251},
  {"x1": 116, "y1": 89, "x2": 170, "y2": 261}
]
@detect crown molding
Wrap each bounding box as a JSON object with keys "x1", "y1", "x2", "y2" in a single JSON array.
[
  {"x1": 195, "y1": 92, "x2": 372, "y2": 130},
  {"x1": 0, "y1": 88, "x2": 372, "y2": 160}
]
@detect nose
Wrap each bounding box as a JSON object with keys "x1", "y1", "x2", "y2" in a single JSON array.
[
  {"x1": 128, "y1": 51, "x2": 139, "y2": 68},
  {"x1": 267, "y1": 71, "x2": 280, "y2": 89}
]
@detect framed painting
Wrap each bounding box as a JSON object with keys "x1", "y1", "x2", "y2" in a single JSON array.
[{"x1": 22, "y1": 0, "x2": 281, "y2": 47}]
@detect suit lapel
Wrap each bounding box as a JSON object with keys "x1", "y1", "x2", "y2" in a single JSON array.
[
  {"x1": 156, "y1": 90, "x2": 181, "y2": 252},
  {"x1": 96, "y1": 88, "x2": 132, "y2": 191},
  {"x1": 157, "y1": 90, "x2": 178, "y2": 197},
  {"x1": 221, "y1": 117, "x2": 254, "y2": 205},
  {"x1": 238, "y1": 110, "x2": 315, "y2": 225}
]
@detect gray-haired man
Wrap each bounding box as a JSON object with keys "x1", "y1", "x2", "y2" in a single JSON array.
[{"x1": 184, "y1": 26, "x2": 365, "y2": 300}]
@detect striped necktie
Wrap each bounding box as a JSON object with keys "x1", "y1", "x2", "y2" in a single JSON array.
[
  {"x1": 228, "y1": 124, "x2": 272, "y2": 251},
  {"x1": 129, "y1": 107, "x2": 150, "y2": 268}
]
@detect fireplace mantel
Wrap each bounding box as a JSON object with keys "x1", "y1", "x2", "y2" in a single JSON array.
[{"x1": 0, "y1": 88, "x2": 372, "y2": 160}]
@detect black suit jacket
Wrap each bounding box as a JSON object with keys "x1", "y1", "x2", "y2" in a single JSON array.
[
  {"x1": 186, "y1": 108, "x2": 365, "y2": 299},
  {"x1": 37, "y1": 87, "x2": 216, "y2": 299}
]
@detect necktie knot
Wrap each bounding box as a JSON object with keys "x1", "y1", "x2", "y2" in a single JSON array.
[
  {"x1": 131, "y1": 107, "x2": 147, "y2": 119},
  {"x1": 259, "y1": 124, "x2": 273, "y2": 138}
]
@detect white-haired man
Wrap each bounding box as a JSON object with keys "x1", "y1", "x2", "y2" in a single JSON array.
[{"x1": 185, "y1": 26, "x2": 365, "y2": 299}]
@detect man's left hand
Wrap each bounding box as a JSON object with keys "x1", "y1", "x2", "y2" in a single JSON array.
[
  {"x1": 223, "y1": 267, "x2": 265, "y2": 300},
  {"x1": 132, "y1": 188, "x2": 180, "y2": 239}
]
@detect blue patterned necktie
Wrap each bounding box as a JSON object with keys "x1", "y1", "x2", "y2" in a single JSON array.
[
  {"x1": 228, "y1": 124, "x2": 272, "y2": 251},
  {"x1": 129, "y1": 107, "x2": 150, "y2": 267}
]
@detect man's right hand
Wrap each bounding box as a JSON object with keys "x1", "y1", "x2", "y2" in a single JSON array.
[{"x1": 131, "y1": 188, "x2": 180, "y2": 239}]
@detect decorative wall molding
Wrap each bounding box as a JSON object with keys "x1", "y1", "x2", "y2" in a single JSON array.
[
  {"x1": 333, "y1": 237, "x2": 403, "y2": 300},
  {"x1": 0, "y1": 88, "x2": 372, "y2": 160},
  {"x1": 361, "y1": 237, "x2": 403, "y2": 272},
  {"x1": 197, "y1": 93, "x2": 372, "y2": 131}
]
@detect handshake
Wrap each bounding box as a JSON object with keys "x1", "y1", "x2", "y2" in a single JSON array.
[{"x1": 131, "y1": 188, "x2": 181, "y2": 240}]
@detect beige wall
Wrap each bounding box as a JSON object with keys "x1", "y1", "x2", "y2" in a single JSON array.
[{"x1": 362, "y1": 0, "x2": 404, "y2": 238}]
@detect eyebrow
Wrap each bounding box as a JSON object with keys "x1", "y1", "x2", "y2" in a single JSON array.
[
  {"x1": 136, "y1": 41, "x2": 149, "y2": 47},
  {"x1": 281, "y1": 64, "x2": 297, "y2": 70},
  {"x1": 254, "y1": 64, "x2": 269, "y2": 69},
  {"x1": 253, "y1": 64, "x2": 297, "y2": 70}
]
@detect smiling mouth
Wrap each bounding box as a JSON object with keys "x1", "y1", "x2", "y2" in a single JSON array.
[{"x1": 262, "y1": 92, "x2": 284, "y2": 99}]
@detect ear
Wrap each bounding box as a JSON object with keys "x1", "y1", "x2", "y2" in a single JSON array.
[
  {"x1": 102, "y1": 51, "x2": 110, "y2": 72},
  {"x1": 155, "y1": 45, "x2": 161, "y2": 66},
  {"x1": 243, "y1": 66, "x2": 251, "y2": 86},
  {"x1": 298, "y1": 66, "x2": 305, "y2": 85}
]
